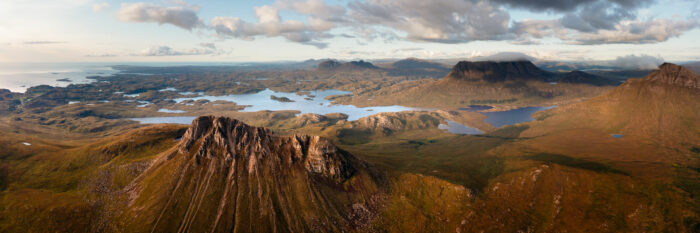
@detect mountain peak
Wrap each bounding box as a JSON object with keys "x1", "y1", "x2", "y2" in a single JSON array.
[
  {"x1": 178, "y1": 116, "x2": 356, "y2": 181},
  {"x1": 317, "y1": 60, "x2": 378, "y2": 71},
  {"x1": 446, "y1": 60, "x2": 554, "y2": 82},
  {"x1": 645, "y1": 63, "x2": 699, "y2": 88}
]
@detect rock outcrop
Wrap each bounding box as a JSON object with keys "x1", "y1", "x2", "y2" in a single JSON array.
[
  {"x1": 354, "y1": 112, "x2": 441, "y2": 134},
  {"x1": 178, "y1": 116, "x2": 356, "y2": 181},
  {"x1": 645, "y1": 63, "x2": 699, "y2": 89},
  {"x1": 120, "y1": 116, "x2": 384, "y2": 233}
]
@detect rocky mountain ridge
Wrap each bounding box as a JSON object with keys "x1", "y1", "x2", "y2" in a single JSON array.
[{"x1": 645, "y1": 63, "x2": 699, "y2": 88}]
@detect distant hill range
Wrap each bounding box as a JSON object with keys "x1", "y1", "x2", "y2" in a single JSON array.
[
  {"x1": 355, "y1": 60, "x2": 620, "y2": 108},
  {"x1": 317, "y1": 59, "x2": 379, "y2": 71},
  {"x1": 444, "y1": 60, "x2": 617, "y2": 86},
  {"x1": 683, "y1": 61, "x2": 700, "y2": 74}
]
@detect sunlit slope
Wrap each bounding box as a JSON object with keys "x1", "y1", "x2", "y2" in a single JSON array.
[
  {"x1": 116, "y1": 116, "x2": 385, "y2": 233},
  {"x1": 524, "y1": 63, "x2": 700, "y2": 148}
]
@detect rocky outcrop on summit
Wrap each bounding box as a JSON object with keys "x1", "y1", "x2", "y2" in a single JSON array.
[
  {"x1": 317, "y1": 60, "x2": 378, "y2": 72},
  {"x1": 446, "y1": 61, "x2": 555, "y2": 82},
  {"x1": 119, "y1": 116, "x2": 385, "y2": 233},
  {"x1": 354, "y1": 112, "x2": 441, "y2": 134},
  {"x1": 177, "y1": 116, "x2": 355, "y2": 181},
  {"x1": 645, "y1": 63, "x2": 699, "y2": 89}
]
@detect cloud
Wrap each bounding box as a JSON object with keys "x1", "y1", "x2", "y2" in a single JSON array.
[
  {"x1": 23, "y1": 41, "x2": 66, "y2": 45},
  {"x1": 512, "y1": 17, "x2": 699, "y2": 45},
  {"x1": 608, "y1": 54, "x2": 664, "y2": 69},
  {"x1": 471, "y1": 52, "x2": 538, "y2": 62},
  {"x1": 492, "y1": 0, "x2": 654, "y2": 12},
  {"x1": 210, "y1": 4, "x2": 331, "y2": 48},
  {"x1": 116, "y1": 2, "x2": 203, "y2": 30},
  {"x1": 347, "y1": 0, "x2": 510, "y2": 43},
  {"x1": 85, "y1": 53, "x2": 117, "y2": 57},
  {"x1": 199, "y1": 42, "x2": 216, "y2": 50},
  {"x1": 135, "y1": 45, "x2": 227, "y2": 56},
  {"x1": 92, "y1": 2, "x2": 111, "y2": 13},
  {"x1": 110, "y1": 0, "x2": 698, "y2": 48}
]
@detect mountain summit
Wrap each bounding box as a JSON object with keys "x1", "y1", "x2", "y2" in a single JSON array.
[
  {"x1": 446, "y1": 60, "x2": 554, "y2": 82},
  {"x1": 317, "y1": 60, "x2": 378, "y2": 71},
  {"x1": 119, "y1": 116, "x2": 384, "y2": 232},
  {"x1": 645, "y1": 63, "x2": 699, "y2": 88}
]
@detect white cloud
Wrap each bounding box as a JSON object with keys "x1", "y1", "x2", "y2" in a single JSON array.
[
  {"x1": 92, "y1": 2, "x2": 111, "y2": 13},
  {"x1": 608, "y1": 54, "x2": 664, "y2": 69},
  {"x1": 116, "y1": 2, "x2": 203, "y2": 30},
  {"x1": 210, "y1": 4, "x2": 331, "y2": 48},
  {"x1": 135, "y1": 45, "x2": 227, "y2": 56}
]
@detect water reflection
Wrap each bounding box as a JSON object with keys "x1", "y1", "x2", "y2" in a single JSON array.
[
  {"x1": 483, "y1": 106, "x2": 557, "y2": 128},
  {"x1": 173, "y1": 88, "x2": 421, "y2": 121},
  {"x1": 438, "y1": 120, "x2": 482, "y2": 135}
]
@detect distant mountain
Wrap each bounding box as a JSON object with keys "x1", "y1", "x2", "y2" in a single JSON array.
[
  {"x1": 684, "y1": 61, "x2": 700, "y2": 74},
  {"x1": 317, "y1": 60, "x2": 379, "y2": 72},
  {"x1": 118, "y1": 116, "x2": 385, "y2": 232},
  {"x1": 391, "y1": 58, "x2": 448, "y2": 70},
  {"x1": 383, "y1": 58, "x2": 451, "y2": 78},
  {"x1": 360, "y1": 60, "x2": 616, "y2": 108},
  {"x1": 558, "y1": 70, "x2": 619, "y2": 86},
  {"x1": 445, "y1": 61, "x2": 555, "y2": 82}
]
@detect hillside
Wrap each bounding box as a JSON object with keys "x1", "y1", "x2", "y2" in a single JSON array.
[
  {"x1": 116, "y1": 116, "x2": 385, "y2": 232},
  {"x1": 336, "y1": 61, "x2": 617, "y2": 108},
  {"x1": 524, "y1": 63, "x2": 700, "y2": 147}
]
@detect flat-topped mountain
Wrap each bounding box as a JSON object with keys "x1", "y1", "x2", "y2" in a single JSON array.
[
  {"x1": 119, "y1": 116, "x2": 384, "y2": 232},
  {"x1": 446, "y1": 60, "x2": 555, "y2": 82},
  {"x1": 317, "y1": 60, "x2": 379, "y2": 72}
]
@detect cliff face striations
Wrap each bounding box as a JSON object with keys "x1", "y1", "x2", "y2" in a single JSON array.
[{"x1": 119, "y1": 116, "x2": 385, "y2": 233}]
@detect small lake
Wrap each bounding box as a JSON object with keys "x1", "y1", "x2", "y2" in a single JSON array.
[
  {"x1": 438, "y1": 120, "x2": 482, "y2": 135},
  {"x1": 611, "y1": 134, "x2": 624, "y2": 138},
  {"x1": 173, "y1": 88, "x2": 422, "y2": 121},
  {"x1": 458, "y1": 105, "x2": 493, "y2": 112},
  {"x1": 482, "y1": 106, "x2": 557, "y2": 128}
]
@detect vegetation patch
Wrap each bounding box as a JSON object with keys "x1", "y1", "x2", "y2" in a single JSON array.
[
  {"x1": 470, "y1": 98, "x2": 517, "y2": 105},
  {"x1": 524, "y1": 153, "x2": 628, "y2": 175}
]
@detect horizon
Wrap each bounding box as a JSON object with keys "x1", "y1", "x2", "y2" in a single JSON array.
[{"x1": 1, "y1": 0, "x2": 699, "y2": 63}]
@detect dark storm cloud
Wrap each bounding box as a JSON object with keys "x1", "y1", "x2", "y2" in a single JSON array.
[{"x1": 491, "y1": 0, "x2": 654, "y2": 12}]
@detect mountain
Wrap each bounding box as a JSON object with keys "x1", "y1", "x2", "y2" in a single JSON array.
[
  {"x1": 391, "y1": 58, "x2": 448, "y2": 70},
  {"x1": 684, "y1": 61, "x2": 700, "y2": 74},
  {"x1": 445, "y1": 60, "x2": 555, "y2": 82},
  {"x1": 524, "y1": 63, "x2": 700, "y2": 147},
  {"x1": 558, "y1": 70, "x2": 619, "y2": 86},
  {"x1": 352, "y1": 60, "x2": 616, "y2": 108},
  {"x1": 317, "y1": 60, "x2": 379, "y2": 72},
  {"x1": 117, "y1": 116, "x2": 385, "y2": 232},
  {"x1": 647, "y1": 63, "x2": 699, "y2": 88},
  {"x1": 384, "y1": 58, "x2": 451, "y2": 78}
]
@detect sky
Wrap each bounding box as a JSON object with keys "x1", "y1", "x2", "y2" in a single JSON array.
[{"x1": 0, "y1": 0, "x2": 699, "y2": 63}]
